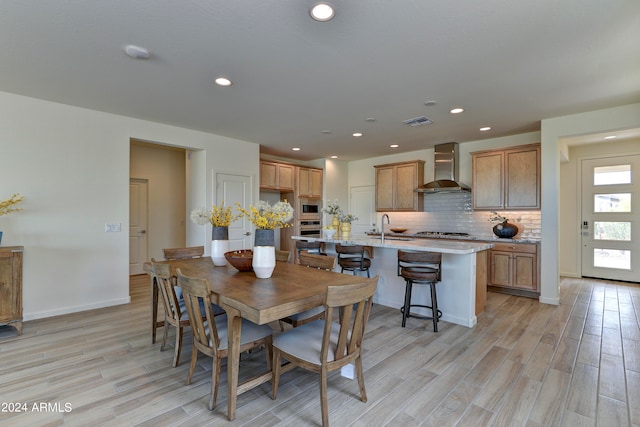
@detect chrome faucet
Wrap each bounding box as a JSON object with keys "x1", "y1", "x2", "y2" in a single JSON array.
[{"x1": 381, "y1": 213, "x2": 390, "y2": 244}]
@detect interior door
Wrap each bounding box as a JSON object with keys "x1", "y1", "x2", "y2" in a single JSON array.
[
  {"x1": 216, "y1": 172, "x2": 253, "y2": 250},
  {"x1": 129, "y1": 178, "x2": 148, "y2": 275},
  {"x1": 581, "y1": 155, "x2": 639, "y2": 282},
  {"x1": 350, "y1": 186, "x2": 376, "y2": 235}
]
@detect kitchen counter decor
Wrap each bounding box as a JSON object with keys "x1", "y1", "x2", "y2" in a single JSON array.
[{"x1": 489, "y1": 211, "x2": 518, "y2": 239}]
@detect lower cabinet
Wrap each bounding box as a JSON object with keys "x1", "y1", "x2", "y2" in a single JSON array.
[
  {"x1": 0, "y1": 246, "x2": 24, "y2": 334},
  {"x1": 489, "y1": 242, "x2": 538, "y2": 294}
]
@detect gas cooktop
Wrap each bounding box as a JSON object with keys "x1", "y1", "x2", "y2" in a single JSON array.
[{"x1": 415, "y1": 231, "x2": 470, "y2": 237}]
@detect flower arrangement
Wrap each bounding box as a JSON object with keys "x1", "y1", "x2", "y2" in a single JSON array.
[
  {"x1": 191, "y1": 201, "x2": 240, "y2": 227},
  {"x1": 0, "y1": 193, "x2": 24, "y2": 217},
  {"x1": 488, "y1": 211, "x2": 508, "y2": 224},
  {"x1": 339, "y1": 213, "x2": 358, "y2": 223},
  {"x1": 322, "y1": 199, "x2": 342, "y2": 216},
  {"x1": 236, "y1": 200, "x2": 293, "y2": 229}
]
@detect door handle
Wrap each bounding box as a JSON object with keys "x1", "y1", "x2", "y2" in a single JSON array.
[
  {"x1": 244, "y1": 232, "x2": 251, "y2": 236},
  {"x1": 140, "y1": 230, "x2": 146, "y2": 234}
]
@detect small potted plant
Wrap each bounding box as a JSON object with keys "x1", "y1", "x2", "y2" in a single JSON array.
[
  {"x1": 488, "y1": 211, "x2": 518, "y2": 238},
  {"x1": 0, "y1": 193, "x2": 25, "y2": 245},
  {"x1": 191, "y1": 200, "x2": 240, "y2": 266},
  {"x1": 338, "y1": 213, "x2": 358, "y2": 239}
]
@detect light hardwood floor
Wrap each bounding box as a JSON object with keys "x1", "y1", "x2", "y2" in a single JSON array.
[{"x1": 0, "y1": 275, "x2": 639, "y2": 426}]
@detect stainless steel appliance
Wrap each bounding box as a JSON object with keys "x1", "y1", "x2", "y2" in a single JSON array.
[
  {"x1": 299, "y1": 198, "x2": 321, "y2": 220},
  {"x1": 416, "y1": 142, "x2": 471, "y2": 193},
  {"x1": 299, "y1": 220, "x2": 322, "y2": 238}
]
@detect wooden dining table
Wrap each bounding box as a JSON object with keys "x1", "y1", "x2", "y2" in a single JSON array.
[{"x1": 150, "y1": 256, "x2": 370, "y2": 420}]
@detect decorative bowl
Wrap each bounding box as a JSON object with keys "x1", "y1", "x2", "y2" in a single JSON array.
[
  {"x1": 224, "y1": 250, "x2": 254, "y2": 272},
  {"x1": 390, "y1": 227, "x2": 408, "y2": 233},
  {"x1": 324, "y1": 228, "x2": 336, "y2": 239}
]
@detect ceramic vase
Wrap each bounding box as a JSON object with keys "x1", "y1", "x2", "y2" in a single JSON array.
[
  {"x1": 332, "y1": 216, "x2": 340, "y2": 231},
  {"x1": 493, "y1": 221, "x2": 518, "y2": 238},
  {"x1": 324, "y1": 228, "x2": 336, "y2": 239},
  {"x1": 211, "y1": 226, "x2": 229, "y2": 266},
  {"x1": 341, "y1": 222, "x2": 351, "y2": 239},
  {"x1": 253, "y1": 229, "x2": 276, "y2": 278}
]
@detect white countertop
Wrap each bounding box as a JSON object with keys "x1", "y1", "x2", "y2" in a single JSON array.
[{"x1": 292, "y1": 235, "x2": 493, "y2": 254}]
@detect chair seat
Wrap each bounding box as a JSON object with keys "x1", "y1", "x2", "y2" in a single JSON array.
[
  {"x1": 339, "y1": 258, "x2": 371, "y2": 269},
  {"x1": 273, "y1": 320, "x2": 345, "y2": 364},
  {"x1": 400, "y1": 266, "x2": 439, "y2": 281},
  {"x1": 206, "y1": 315, "x2": 273, "y2": 351},
  {"x1": 284, "y1": 306, "x2": 325, "y2": 323}
]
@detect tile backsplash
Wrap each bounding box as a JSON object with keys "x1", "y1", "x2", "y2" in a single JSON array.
[{"x1": 376, "y1": 192, "x2": 541, "y2": 240}]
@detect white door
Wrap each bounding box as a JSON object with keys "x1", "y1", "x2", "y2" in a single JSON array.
[
  {"x1": 129, "y1": 179, "x2": 148, "y2": 275},
  {"x1": 216, "y1": 172, "x2": 253, "y2": 250},
  {"x1": 350, "y1": 186, "x2": 376, "y2": 235},
  {"x1": 581, "y1": 155, "x2": 640, "y2": 282}
]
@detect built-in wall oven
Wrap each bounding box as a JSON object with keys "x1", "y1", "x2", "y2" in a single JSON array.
[
  {"x1": 299, "y1": 198, "x2": 321, "y2": 220},
  {"x1": 299, "y1": 220, "x2": 322, "y2": 238}
]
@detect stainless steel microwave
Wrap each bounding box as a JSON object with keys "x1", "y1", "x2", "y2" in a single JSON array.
[{"x1": 299, "y1": 198, "x2": 321, "y2": 220}]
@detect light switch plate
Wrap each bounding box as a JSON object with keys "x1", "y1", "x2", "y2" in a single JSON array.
[{"x1": 105, "y1": 223, "x2": 121, "y2": 232}]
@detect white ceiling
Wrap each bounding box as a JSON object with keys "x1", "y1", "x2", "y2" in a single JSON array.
[{"x1": 1, "y1": 1, "x2": 639, "y2": 161}]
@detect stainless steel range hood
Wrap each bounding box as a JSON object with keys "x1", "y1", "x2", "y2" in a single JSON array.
[{"x1": 416, "y1": 142, "x2": 471, "y2": 193}]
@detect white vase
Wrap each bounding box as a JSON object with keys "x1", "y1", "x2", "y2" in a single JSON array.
[
  {"x1": 211, "y1": 240, "x2": 229, "y2": 266},
  {"x1": 252, "y1": 246, "x2": 276, "y2": 279},
  {"x1": 324, "y1": 228, "x2": 336, "y2": 239}
]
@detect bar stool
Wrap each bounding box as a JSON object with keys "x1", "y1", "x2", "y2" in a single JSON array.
[
  {"x1": 336, "y1": 244, "x2": 371, "y2": 277},
  {"x1": 397, "y1": 250, "x2": 442, "y2": 331},
  {"x1": 295, "y1": 240, "x2": 325, "y2": 261}
]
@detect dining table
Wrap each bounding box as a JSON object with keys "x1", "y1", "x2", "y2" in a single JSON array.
[{"x1": 149, "y1": 256, "x2": 371, "y2": 420}]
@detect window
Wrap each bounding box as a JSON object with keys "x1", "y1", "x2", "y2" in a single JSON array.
[{"x1": 594, "y1": 164, "x2": 631, "y2": 185}]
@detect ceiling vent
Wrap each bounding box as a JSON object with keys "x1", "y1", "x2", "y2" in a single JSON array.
[{"x1": 402, "y1": 116, "x2": 433, "y2": 127}]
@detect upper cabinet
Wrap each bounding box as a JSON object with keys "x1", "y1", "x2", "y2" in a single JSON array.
[
  {"x1": 297, "y1": 167, "x2": 323, "y2": 198},
  {"x1": 260, "y1": 161, "x2": 295, "y2": 191},
  {"x1": 471, "y1": 144, "x2": 540, "y2": 210},
  {"x1": 375, "y1": 160, "x2": 424, "y2": 212}
]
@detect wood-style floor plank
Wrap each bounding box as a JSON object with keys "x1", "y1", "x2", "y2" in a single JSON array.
[{"x1": 0, "y1": 275, "x2": 638, "y2": 426}]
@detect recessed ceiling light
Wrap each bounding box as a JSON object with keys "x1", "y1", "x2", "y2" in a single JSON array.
[
  {"x1": 390, "y1": 144, "x2": 399, "y2": 148},
  {"x1": 214, "y1": 77, "x2": 232, "y2": 87},
  {"x1": 365, "y1": 117, "x2": 376, "y2": 122},
  {"x1": 310, "y1": 3, "x2": 335, "y2": 22},
  {"x1": 330, "y1": 155, "x2": 338, "y2": 159},
  {"x1": 480, "y1": 126, "x2": 492, "y2": 131},
  {"x1": 604, "y1": 135, "x2": 617, "y2": 139},
  {"x1": 424, "y1": 100, "x2": 437, "y2": 106},
  {"x1": 450, "y1": 108, "x2": 464, "y2": 114},
  {"x1": 124, "y1": 45, "x2": 150, "y2": 59},
  {"x1": 353, "y1": 132, "x2": 363, "y2": 137},
  {"x1": 322, "y1": 130, "x2": 332, "y2": 134},
  {"x1": 292, "y1": 147, "x2": 301, "y2": 151}
]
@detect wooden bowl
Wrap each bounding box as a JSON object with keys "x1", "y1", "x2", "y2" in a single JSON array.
[
  {"x1": 390, "y1": 227, "x2": 408, "y2": 233},
  {"x1": 224, "y1": 250, "x2": 253, "y2": 272}
]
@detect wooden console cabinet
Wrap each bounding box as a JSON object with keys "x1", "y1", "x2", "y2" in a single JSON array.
[{"x1": 0, "y1": 246, "x2": 24, "y2": 334}]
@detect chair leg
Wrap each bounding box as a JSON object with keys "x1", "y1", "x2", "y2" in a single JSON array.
[
  {"x1": 265, "y1": 338, "x2": 273, "y2": 370},
  {"x1": 187, "y1": 346, "x2": 198, "y2": 384},
  {"x1": 160, "y1": 315, "x2": 170, "y2": 351},
  {"x1": 355, "y1": 356, "x2": 367, "y2": 402},
  {"x1": 271, "y1": 348, "x2": 281, "y2": 399},
  {"x1": 320, "y1": 367, "x2": 329, "y2": 427},
  {"x1": 430, "y1": 282, "x2": 439, "y2": 333},
  {"x1": 210, "y1": 357, "x2": 221, "y2": 410},
  {"x1": 172, "y1": 326, "x2": 183, "y2": 367},
  {"x1": 401, "y1": 280, "x2": 413, "y2": 327}
]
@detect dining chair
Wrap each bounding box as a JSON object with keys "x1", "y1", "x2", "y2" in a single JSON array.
[
  {"x1": 279, "y1": 253, "x2": 336, "y2": 330},
  {"x1": 150, "y1": 259, "x2": 192, "y2": 367},
  {"x1": 163, "y1": 246, "x2": 205, "y2": 260},
  {"x1": 176, "y1": 268, "x2": 274, "y2": 411},
  {"x1": 335, "y1": 244, "x2": 372, "y2": 277},
  {"x1": 272, "y1": 275, "x2": 379, "y2": 427}
]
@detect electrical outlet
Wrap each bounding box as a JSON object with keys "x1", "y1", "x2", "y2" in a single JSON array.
[{"x1": 105, "y1": 223, "x2": 121, "y2": 232}]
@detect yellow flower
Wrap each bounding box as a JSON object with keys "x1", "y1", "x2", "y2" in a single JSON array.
[
  {"x1": 190, "y1": 201, "x2": 240, "y2": 227},
  {"x1": 0, "y1": 193, "x2": 24, "y2": 217},
  {"x1": 236, "y1": 200, "x2": 294, "y2": 230}
]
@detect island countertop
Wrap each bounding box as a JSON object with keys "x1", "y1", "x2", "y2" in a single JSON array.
[{"x1": 291, "y1": 234, "x2": 493, "y2": 254}]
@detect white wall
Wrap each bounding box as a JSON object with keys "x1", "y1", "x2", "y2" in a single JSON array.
[
  {"x1": 559, "y1": 138, "x2": 640, "y2": 277},
  {"x1": 0, "y1": 91, "x2": 259, "y2": 320}
]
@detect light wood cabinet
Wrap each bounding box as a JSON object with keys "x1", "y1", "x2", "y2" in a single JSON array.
[
  {"x1": 260, "y1": 161, "x2": 295, "y2": 191},
  {"x1": 297, "y1": 167, "x2": 323, "y2": 198},
  {"x1": 375, "y1": 160, "x2": 424, "y2": 212},
  {"x1": 471, "y1": 144, "x2": 540, "y2": 210},
  {"x1": 0, "y1": 246, "x2": 23, "y2": 334},
  {"x1": 489, "y1": 242, "x2": 538, "y2": 294}
]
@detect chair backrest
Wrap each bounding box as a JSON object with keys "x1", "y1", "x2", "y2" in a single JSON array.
[
  {"x1": 322, "y1": 276, "x2": 378, "y2": 364},
  {"x1": 163, "y1": 246, "x2": 205, "y2": 260},
  {"x1": 335, "y1": 243, "x2": 365, "y2": 265},
  {"x1": 151, "y1": 259, "x2": 184, "y2": 323},
  {"x1": 296, "y1": 240, "x2": 323, "y2": 256},
  {"x1": 299, "y1": 253, "x2": 336, "y2": 271},
  {"x1": 275, "y1": 250, "x2": 291, "y2": 263},
  {"x1": 176, "y1": 268, "x2": 220, "y2": 356},
  {"x1": 397, "y1": 250, "x2": 442, "y2": 280}
]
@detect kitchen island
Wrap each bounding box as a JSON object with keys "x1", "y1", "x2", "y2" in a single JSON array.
[{"x1": 292, "y1": 235, "x2": 493, "y2": 328}]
